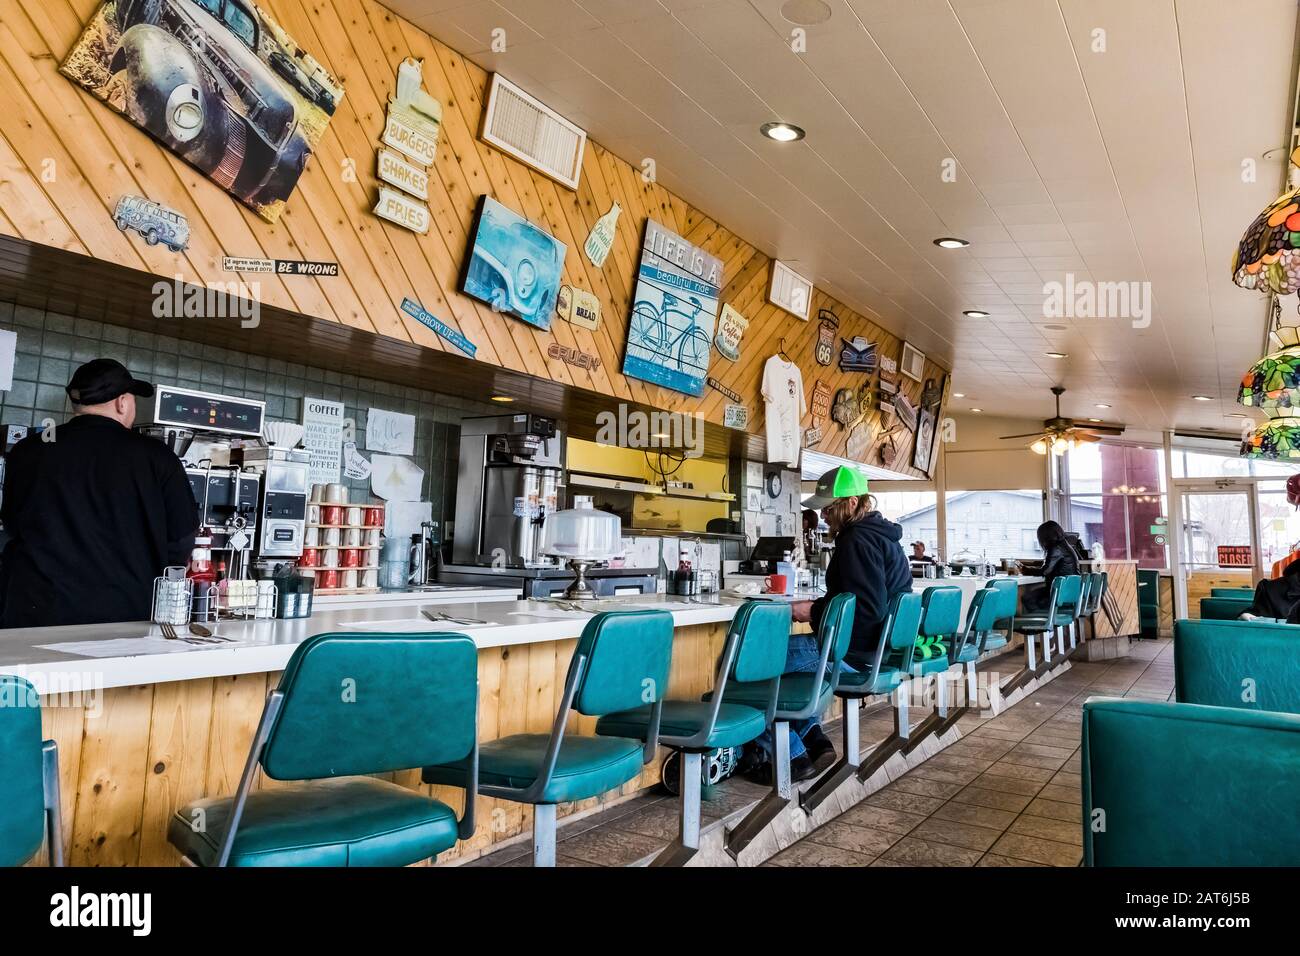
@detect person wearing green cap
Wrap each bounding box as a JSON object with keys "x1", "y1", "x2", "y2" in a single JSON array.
[{"x1": 744, "y1": 466, "x2": 913, "y2": 781}]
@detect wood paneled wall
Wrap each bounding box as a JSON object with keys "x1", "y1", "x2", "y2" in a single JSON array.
[
  {"x1": 0, "y1": 0, "x2": 948, "y2": 477},
  {"x1": 30, "y1": 622, "x2": 729, "y2": 867}
]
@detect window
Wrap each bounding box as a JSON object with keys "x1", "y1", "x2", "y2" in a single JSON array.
[
  {"x1": 874, "y1": 490, "x2": 938, "y2": 555},
  {"x1": 1068, "y1": 443, "x2": 1168, "y2": 569},
  {"x1": 944, "y1": 489, "x2": 1043, "y2": 562}
]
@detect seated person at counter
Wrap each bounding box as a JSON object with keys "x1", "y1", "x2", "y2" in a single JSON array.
[
  {"x1": 0, "y1": 359, "x2": 199, "y2": 628},
  {"x1": 741, "y1": 467, "x2": 912, "y2": 784},
  {"x1": 910, "y1": 541, "x2": 935, "y2": 564},
  {"x1": 1021, "y1": 520, "x2": 1080, "y2": 612}
]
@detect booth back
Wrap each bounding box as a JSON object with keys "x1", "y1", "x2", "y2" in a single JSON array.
[{"x1": 1174, "y1": 618, "x2": 1300, "y2": 715}]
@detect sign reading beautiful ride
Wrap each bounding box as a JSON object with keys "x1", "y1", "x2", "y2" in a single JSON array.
[{"x1": 623, "y1": 221, "x2": 722, "y2": 396}]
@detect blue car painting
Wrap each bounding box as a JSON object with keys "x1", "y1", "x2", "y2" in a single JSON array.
[{"x1": 462, "y1": 195, "x2": 567, "y2": 331}]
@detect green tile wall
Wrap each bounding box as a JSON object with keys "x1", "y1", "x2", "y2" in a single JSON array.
[{"x1": 0, "y1": 301, "x2": 496, "y2": 533}]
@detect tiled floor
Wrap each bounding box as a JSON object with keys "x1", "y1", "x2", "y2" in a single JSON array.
[
  {"x1": 461, "y1": 638, "x2": 1175, "y2": 867},
  {"x1": 767, "y1": 637, "x2": 1174, "y2": 867}
]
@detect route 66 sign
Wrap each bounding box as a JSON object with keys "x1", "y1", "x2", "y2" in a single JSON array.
[{"x1": 815, "y1": 311, "x2": 837, "y2": 366}]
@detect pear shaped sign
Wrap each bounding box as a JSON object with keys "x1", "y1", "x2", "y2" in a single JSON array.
[{"x1": 585, "y1": 202, "x2": 621, "y2": 267}]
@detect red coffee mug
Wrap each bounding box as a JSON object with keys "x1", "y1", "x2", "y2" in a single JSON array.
[
  {"x1": 365, "y1": 506, "x2": 384, "y2": 527},
  {"x1": 342, "y1": 548, "x2": 361, "y2": 568},
  {"x1": 319, "y1": 569, "x2": 339, "y2": 589},
  {"x1": 764, "y1": 574, "x2": 788, "y2": 594},
  {"x1": 299, "y1": 548, "x2": 318, "y2": 568},
  {"x1": 322, "y1": 505, "x2": 343, "y2": 526}
]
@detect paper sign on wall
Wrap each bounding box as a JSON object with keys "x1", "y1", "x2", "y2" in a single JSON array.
[
  {"x1": 302, "y1": 397, "x2": 345, "y2": 486},
  {"x1": 343, "y1": 441, "x2": 372, "y2": 481},
  {"x1": 365, "y1": 408, "x2": 416, "y2": 456}
]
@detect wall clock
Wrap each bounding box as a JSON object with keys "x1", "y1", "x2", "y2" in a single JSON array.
[{"x1": 765, "y1": 470, "x2": 782, "y2": 499}]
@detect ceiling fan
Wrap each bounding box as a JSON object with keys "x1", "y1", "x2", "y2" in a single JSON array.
[{"x1": 1000, "y1": 386, "x2": 1124, "y2": 455}]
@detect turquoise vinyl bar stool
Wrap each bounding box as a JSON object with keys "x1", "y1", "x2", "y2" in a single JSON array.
[
  {"x1": 1081, "y1": 571, "x2": 1107, "y2": 640},
  {"x1": 168, "y1": 633, "x2": 479, "y2": 866},
  {"x1": 426, "y1": 610, "x2": 673, "y2": 867},
  {"x1": 902, "y1": 585, "x2": 963, "y2": 755},
  {"x1": 0, "y1": 675, "x2": 63, "y2": 867},
  {"x1": 716, "y1": 594, "x2": 848, "y2": 856},
  {"x1": 800, "y1": 591, "x2": 922, "y2": 811},
  {"x1": 934, "y1": 586, "x2": 1003, "y2": 736},
  {"x1": 594, "y1": 600, "x2": 788, "y2": 865},
  {"x1": 1006, "y1": 574, "x2": 1081, "y2": 692},
  {"x1": 980, "y1": 578, "x2": 1018, "y2": 654}
]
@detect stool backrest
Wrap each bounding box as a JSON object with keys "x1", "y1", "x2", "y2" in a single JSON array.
[
  {"x1": 818, "y1": 591, "x2": 858, "y2": 667},
  {"x1": 983, "y1": 578, "x2": 1019, "y2": 622},
  {"x1": 0, "y1": 675, "x2": 46, "y2": 867},
  {"x1": 1051, "y1": 574, "x2": 1083, "y2": 626},
  {"x1": 573, "y1": 610, "x2": 675, "y2": 716},
  {"x1": 729, "y1": 600, "x2": 791, "y2": 684},
  {"x1": 1075, "y1": 575, "x2": 1092, "y2": 621},
  {"x1": 1199, "y1": 595, "x2": 1252, "y2": 620},
  {"x1": 1082, "y1": 698, "x2": 1300, "y2": 866},
  {"x1": 881, "y1": 591, "x2": 923, "y2": 673},
  {"x1": 1174, "y1": 618, "x2": 1300, "y2": 714},
  {"x1": 263, "y1": 633, "x2": 479, "y2": 780},
  {"x1": 919, "y1": 586, "x2": 962, "y2": 637},
  {"x1": 1089, "y1": 572, "x2": 1107, "y2": 613}
]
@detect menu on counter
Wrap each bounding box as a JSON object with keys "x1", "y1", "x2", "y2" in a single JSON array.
[{"x1": 301, "y1": 396, "x2": 345, "y2": 486}]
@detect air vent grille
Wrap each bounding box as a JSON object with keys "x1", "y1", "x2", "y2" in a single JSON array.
[{"x1": 482, "y1": 75, "x2": 586, "y2": 190}]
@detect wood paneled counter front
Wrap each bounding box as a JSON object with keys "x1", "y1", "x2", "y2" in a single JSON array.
[{"x1": 3, "y1": 592, "x2": 763, "y2": 867}]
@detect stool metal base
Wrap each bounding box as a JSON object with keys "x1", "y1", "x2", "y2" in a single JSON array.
[
  {"x1": 800, "y1": 697, "x2": 860, "y2": 814},
  {"x1": 725, "y1": 720, "x2": 791, "y2": 858},
  {"x1": 856, "y1": 684, "x2": 910, "y2": 783},
  {"x1": 650, "y1": 751, "x2": 702, "y2": 867}
]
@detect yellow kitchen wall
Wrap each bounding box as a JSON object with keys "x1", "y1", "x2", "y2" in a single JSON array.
[
  {"x1": 566, "y1": 438, "x2": 729, "y2": 531},
  {"x1": 0, "y1": 0, "x2": 949, "y2": 475}
]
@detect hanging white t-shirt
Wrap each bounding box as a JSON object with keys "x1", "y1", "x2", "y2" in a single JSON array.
[{"x1": 762, "y1": 355, "x2": 805, "y2": 467}]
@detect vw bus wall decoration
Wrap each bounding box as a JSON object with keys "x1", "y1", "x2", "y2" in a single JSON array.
[
  {"x1": 624, "y1": 220, "x2": 721, "y2": 397},
  {"x1": 62, "y1": 0, "x2": 344, "y2": 223},
  {"x1": 462, "y1": 195, "x2": 567, "y2": 331},
  {"x1": 714, "y1": 304, "x2": 748, "y2": 362},
  {"x1": 815, "y1": 309, "x2": 838, "y2": 366},
  {"x1": 113, "y1": 195, "x2": 189, "y2": 252}
]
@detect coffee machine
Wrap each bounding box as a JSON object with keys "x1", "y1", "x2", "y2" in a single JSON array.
[
  {"x1": 451, "y1": 413, "x2": 564, "y2": 567},
  {"x1": 137, "y1": 385, "x2": 264, "y2": 557},
  {"x1": 231, "y1": 445, "x2": 311, "y2": 560}
]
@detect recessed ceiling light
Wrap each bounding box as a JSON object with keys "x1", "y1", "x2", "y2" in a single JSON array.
[
  {"x1": 1088, "y1": 418, "x2": 1102, "y2": 423},
  {"x1": 933, "y1": 237, "x2": 969, "y2": 249},
  {"x1": 963, "y1": 310, "x2": 989, "y2": 318},
  {"x1": 1095, "y1": 403, "x2": 1111, "y2": 409},
  {"x1": 970, "y1": 408, "x2": 983, "y2": 413},
  {"x1": 760, "y1": 122, "x2": 805, "y2": 142},
  {"x1": 1191, "y1": 394, "x2": 1214, "y2": 401},
  {"x1": 953, "y1": 393, "x2": 966, "y2": 399},
  {"x1": 490, "y1": 395, "x2": 514, "y2": 403},
  {"x1": 1045, "y1": 351, "x2": 1068, "y2": 359},
  {"x1": 780, "y1": 0, "x2": 832, "y2": 25}
]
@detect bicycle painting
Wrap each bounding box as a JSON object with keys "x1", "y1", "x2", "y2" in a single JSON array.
[{"x1": 622, "y1": 220, "x2": 722, "y2": 396}]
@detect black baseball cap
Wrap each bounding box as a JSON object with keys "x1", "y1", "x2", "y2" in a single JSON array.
[{"x1": 65, "y1": 359, "x2": 154, "y2": 406}]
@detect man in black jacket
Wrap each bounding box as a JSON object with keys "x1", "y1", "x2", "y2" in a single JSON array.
[
  {"x1": 0, "y1": 359, "x2": 199, "y2": 627},
  {"x1": 743, "y1": 467, "x2": 913, "y2": 784}
]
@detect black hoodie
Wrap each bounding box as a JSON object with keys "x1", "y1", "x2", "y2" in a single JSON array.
[{"x1": 809, "y1": 512, "x2": 914, "y2": 669}]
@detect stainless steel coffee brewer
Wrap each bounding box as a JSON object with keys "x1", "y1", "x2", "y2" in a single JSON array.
[{"x1": 451, "y1": 414, "x2": 564, "y2": 568}]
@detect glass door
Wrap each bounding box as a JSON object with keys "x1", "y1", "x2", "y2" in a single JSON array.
[{"x1": 1174, "y1": 480, "x2": 1261, "y2": 618}]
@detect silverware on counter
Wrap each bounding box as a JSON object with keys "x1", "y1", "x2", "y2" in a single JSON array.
[
  {"x1": 421, "y1": 609, "x2": 489, "y2": 626},
  {"x1": 160, "y1": 622, "x2": 209, "y2": 645},
  {"x1": 189, "y1": 622, "x2": 235, "y2": 642}
]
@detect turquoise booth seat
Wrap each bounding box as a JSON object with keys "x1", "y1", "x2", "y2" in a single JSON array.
[
  {"x1": 169, "y1": 633, "x2": 479, "y2": 867},
  {"x1": 1136, "y1": 569, "x2": 1159, "y2": 639},
  {"x1": 1210, "y1": 586, "x2": 1254, "y2": 597},
  {"x1": 1174, "y1": 618, "x2": 1300, "y2": 714},
  {"x1": 0, "y1": 674, "x2": 63, "y2": 867},
  {"x1": 1082, "y1": 698, "x2": 1300, "y2": 866},
  {"x1": 425, "y1": 610, "x2": 673, "y2": 867},
  {"x1": 593, "y1": 600, "x2": 788, "y2": 866},
  {"x1": 1199, "y1": 595, "x2": 1253, "y2": 621}
]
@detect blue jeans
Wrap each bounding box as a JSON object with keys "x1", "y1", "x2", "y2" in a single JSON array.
[{"x1": 752, "y1": 635, "x2": 854, "y2": 761}]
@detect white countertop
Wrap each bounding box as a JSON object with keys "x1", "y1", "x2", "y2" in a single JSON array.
[{"x1": 0, "y1": 578, "x2": 1034, "y2": 694}]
